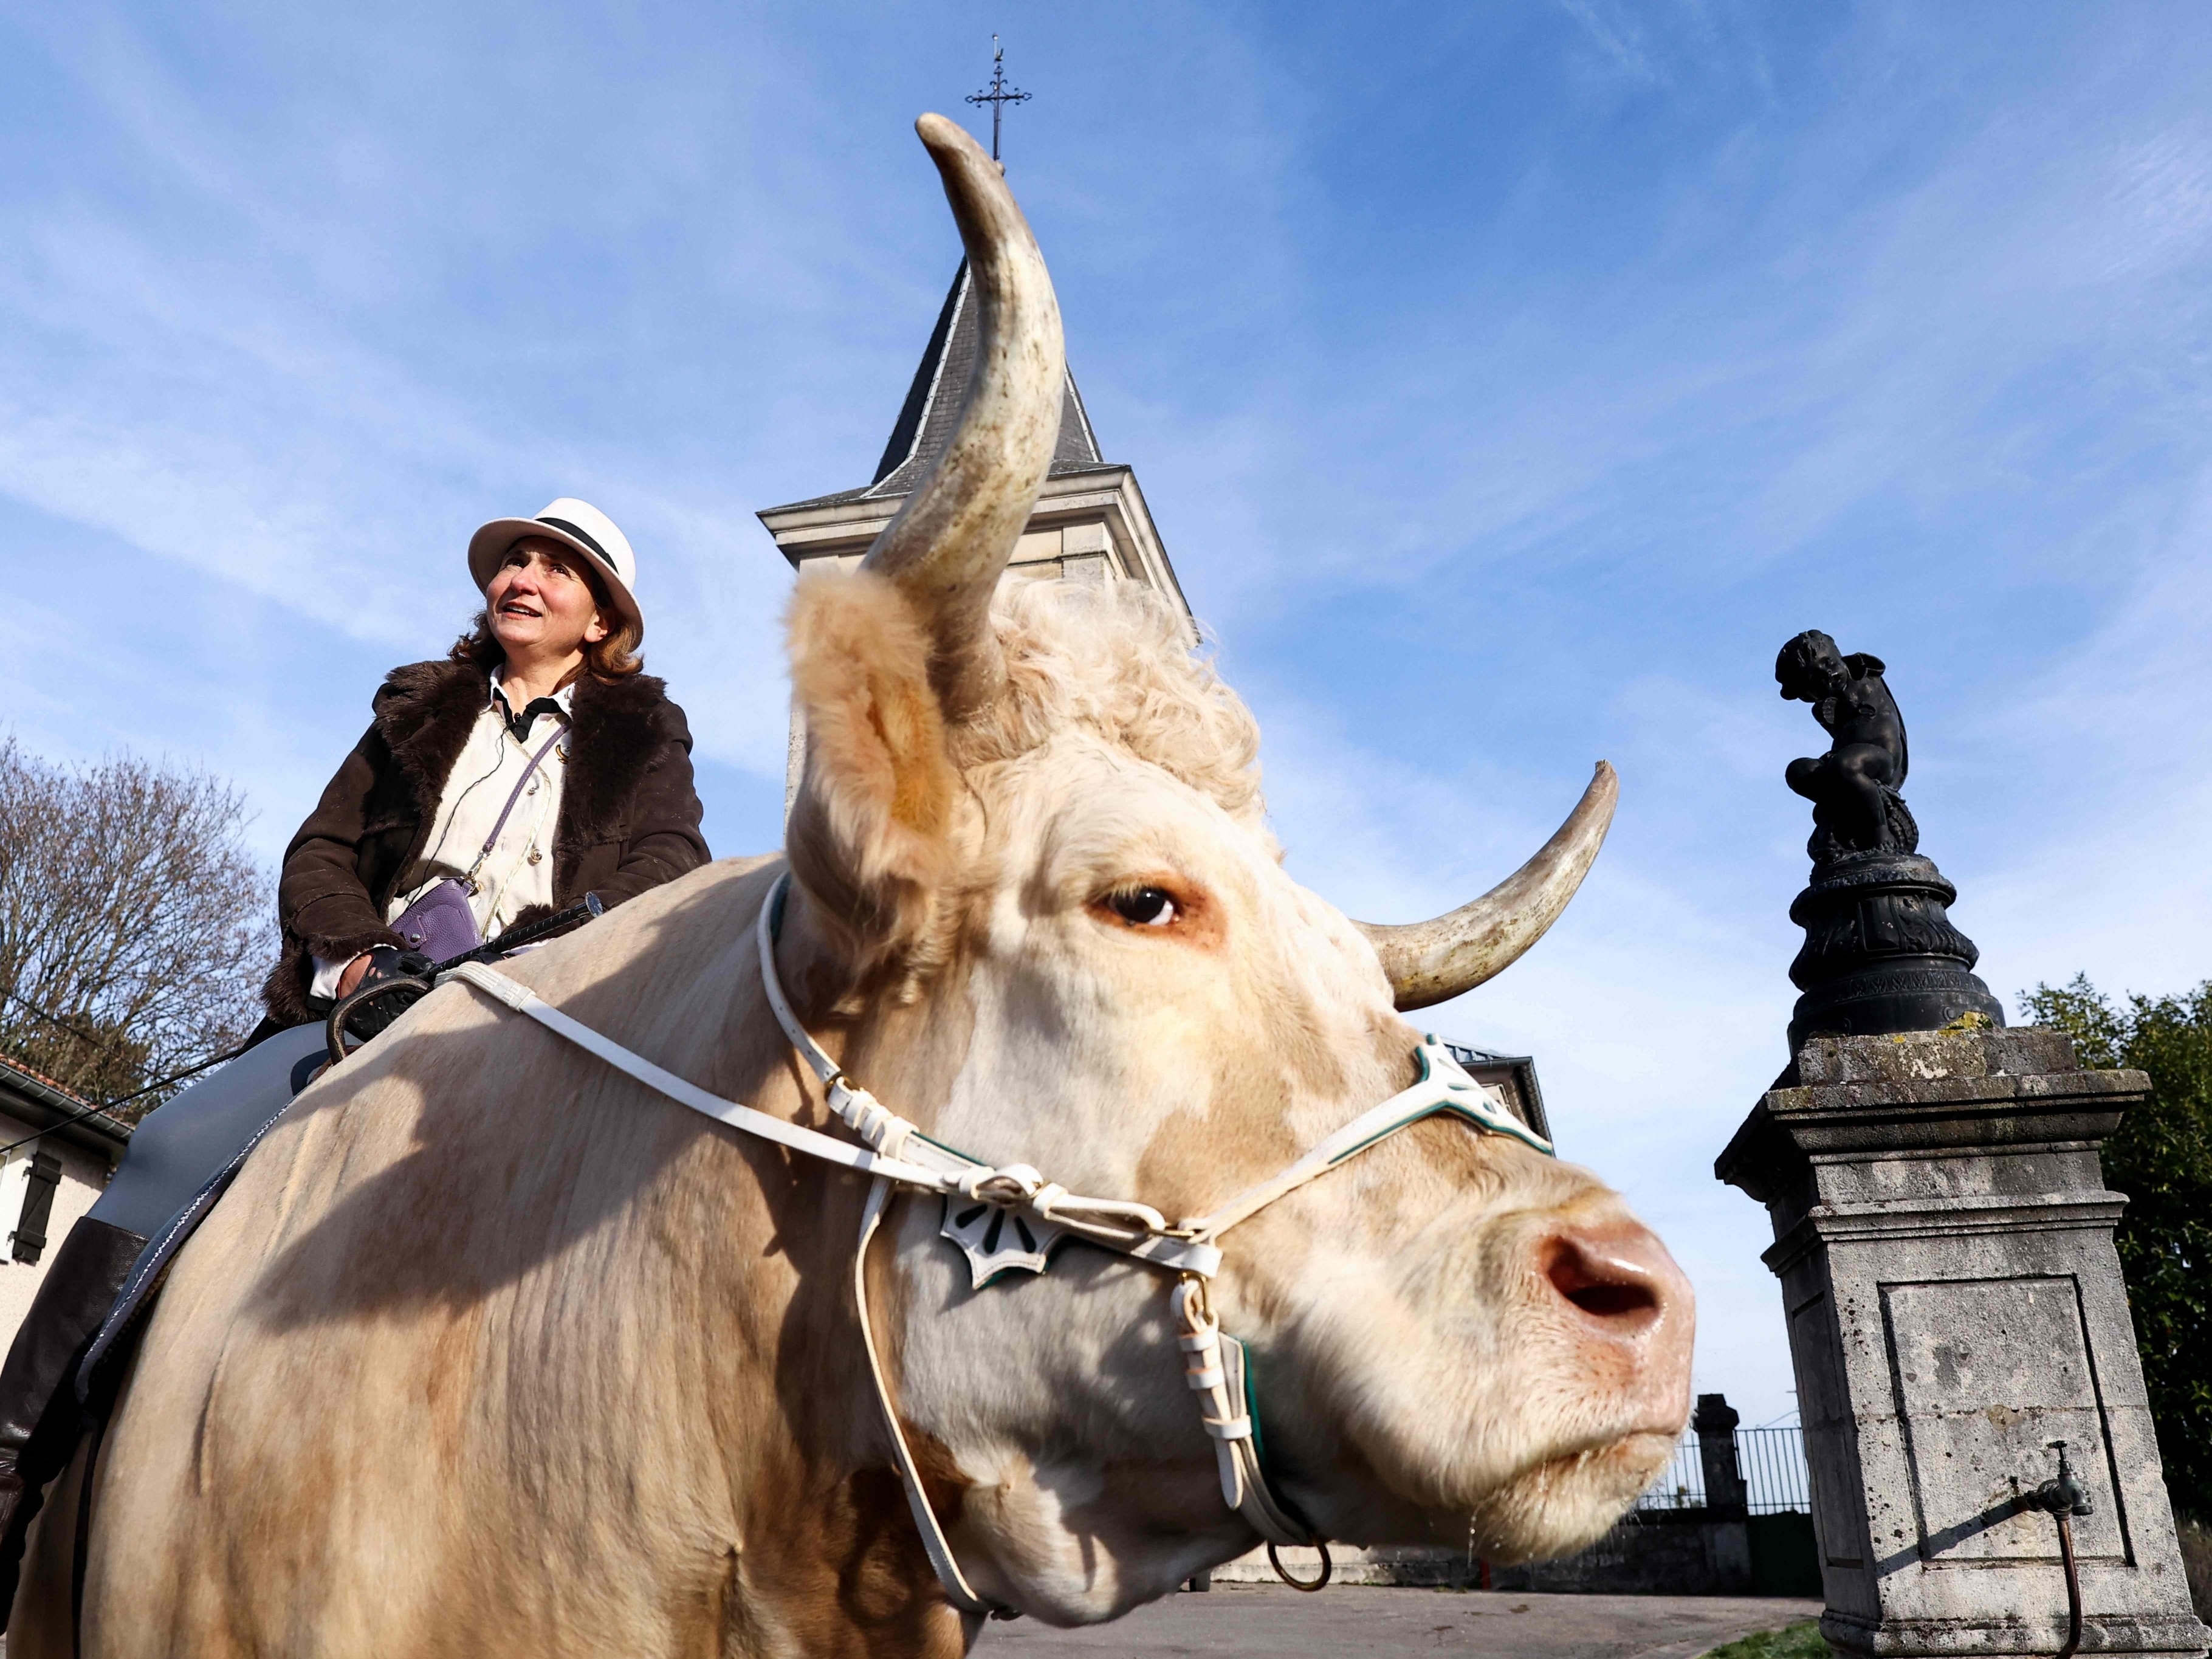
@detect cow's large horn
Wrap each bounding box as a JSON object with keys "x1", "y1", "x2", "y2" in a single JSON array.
[
  {"x1": 859, "y1": 113, "x2": 1066, "y2": 722},
  {"x1": 1354, "y1": 762, "x2": 1618, "y2": 1011}
]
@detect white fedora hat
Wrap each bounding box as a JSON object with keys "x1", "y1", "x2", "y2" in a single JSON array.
[{"x1": 467, "y1": 498, "x2": 644, "y2": 641}]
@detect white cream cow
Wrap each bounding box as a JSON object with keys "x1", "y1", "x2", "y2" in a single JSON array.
[{"x1": 15, "y1": 115, "x2": 1691, "y2": 1658}]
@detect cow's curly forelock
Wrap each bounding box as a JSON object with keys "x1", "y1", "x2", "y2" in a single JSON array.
[{"x1": 959, "y1": 579, "x2": 1267, "y2": 833}]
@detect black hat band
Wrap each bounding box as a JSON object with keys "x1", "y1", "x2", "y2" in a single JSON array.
[{"x1": 535, "y1": 517, "x2": 620, "y2": 577}]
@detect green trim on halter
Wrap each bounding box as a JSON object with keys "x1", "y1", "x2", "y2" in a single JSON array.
[
  {"x1": 1235, "y1": 1334, "x2": 1274, "y2": 1477},
  {"x1": 1232, "y1": 1333, "x2": 1316, "y2": 1541}
]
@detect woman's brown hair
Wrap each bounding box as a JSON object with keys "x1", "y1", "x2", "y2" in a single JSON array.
[{"x1": 448, "y1": 559, "x2": 643, "y2": 683}]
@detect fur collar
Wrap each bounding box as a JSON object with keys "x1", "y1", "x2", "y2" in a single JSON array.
[
  {"x1": 372, "y1": 659, "x2": 681, "y2": 856},
  {"x1": 374, "y1": 659, "x2": 492, "y2": 819},
  {"x1": 557, "y1": 670, "x2": 674, "y2": 850}
]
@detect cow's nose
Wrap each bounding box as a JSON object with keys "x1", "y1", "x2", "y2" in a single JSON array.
[{"x1": 1539, "y1": 1221, "x2": 1689, "y2": 1338}]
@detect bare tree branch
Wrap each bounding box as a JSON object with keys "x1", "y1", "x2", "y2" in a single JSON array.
[{"x1": 0, "y1": 737, "x2": 274, "y2": 1121}]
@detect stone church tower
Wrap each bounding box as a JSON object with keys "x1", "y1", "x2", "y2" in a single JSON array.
[{"x1": 757, "y1": 260, "x2": 1194, "y2": 796}]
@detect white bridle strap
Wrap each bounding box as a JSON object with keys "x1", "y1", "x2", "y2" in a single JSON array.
[
  {"x1": 447, "y1": 871, "x2": 1553, "y2": 1616},
  {"x1": 445, "y1": 963, "x2": 957, "y2": 1189},
  {"x1": 747, "y1": 881, "x2": 1219, "y2": 1277},
  {"x1": 1172, "y1": 1282, "x2": 1311, "y2": 1548},
  {"x1": 445, "y1": 952, "x2": 1218, "y2": 1280},
  {"x1": 1181, "y1": 1043, "x2": 1550, "y2": 1244},
  {"x1": 754, "y1": 875, "x2": 841, "y2": 1088},
  {"x1": 854, "y1": 1175, "x2": 1000, "y2": 1616}
]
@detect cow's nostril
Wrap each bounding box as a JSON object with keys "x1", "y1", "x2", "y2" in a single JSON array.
[
  {"x1": 1562, "y1": 1280, "x2": 1659, "y2": 1320},
  {"x1": 1543, "y1": 1231, "x2": 1668, "y2": 1331}
]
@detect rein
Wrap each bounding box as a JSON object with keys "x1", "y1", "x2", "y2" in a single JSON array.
[{"x1": 446, "y1": 871, "x2": 1551, "y2": 1619}]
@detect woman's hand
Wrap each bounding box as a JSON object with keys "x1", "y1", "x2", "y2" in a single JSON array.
[{"x1": 335, "y1": 953, "x2": 376, "y2": 1000}]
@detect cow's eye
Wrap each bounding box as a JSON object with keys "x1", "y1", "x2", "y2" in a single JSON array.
[{"x1": 1106, "y1": 886, "x2": 1178, "y2": 927}]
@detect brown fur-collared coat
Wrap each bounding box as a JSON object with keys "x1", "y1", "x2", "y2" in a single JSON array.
[{"x1": 261, "y1": 659, "x2": 709, "y2": 1026}]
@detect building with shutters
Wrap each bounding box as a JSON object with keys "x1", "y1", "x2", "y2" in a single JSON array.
[{"x1": 0, "y1": 1056, "x2": 128, "y2": 1345}]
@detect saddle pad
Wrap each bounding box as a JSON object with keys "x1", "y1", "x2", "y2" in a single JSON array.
[
  {"x1": 76, "y1": 1035, "x2": 327, "y2": 1407},
  {"x1": 89, "y1": 1023, "x2": 326, "y2": 1240}
]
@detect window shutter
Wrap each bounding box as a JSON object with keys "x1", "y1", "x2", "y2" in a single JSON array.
[{"x1": 10, "y1": 1152, "x2": 63, "y2": 1265}]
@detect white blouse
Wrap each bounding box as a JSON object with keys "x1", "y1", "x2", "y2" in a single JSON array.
[{"x1": 309, "y1": 671, "x2": 570, "y2": 998}]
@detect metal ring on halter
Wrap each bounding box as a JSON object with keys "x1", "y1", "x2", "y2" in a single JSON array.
[{"x1": 1268, "y1": 1540, "x2": 1332, "y2": 1592}]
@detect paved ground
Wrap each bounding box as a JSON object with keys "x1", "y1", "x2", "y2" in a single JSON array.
[{"x1": 978, "y1": 1586, "x2": 1822, "y2": 1658}]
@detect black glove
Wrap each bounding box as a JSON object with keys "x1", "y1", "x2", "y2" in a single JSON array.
[
  {"x1": 339, "y1": 947, "x2": 437, "y2": 1042},
  {"x1": 377, "y1": 948, "x2": 439, "y2": 982}
]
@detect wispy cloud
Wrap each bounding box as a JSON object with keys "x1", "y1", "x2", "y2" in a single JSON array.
[{"x1": 1548, "y1": 0, "x2": 1667, "y2": 88}]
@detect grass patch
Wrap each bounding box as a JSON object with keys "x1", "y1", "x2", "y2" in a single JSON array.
[{"x1": 1702, "y1": 1622, "x2": 1830, "y2": 1659}]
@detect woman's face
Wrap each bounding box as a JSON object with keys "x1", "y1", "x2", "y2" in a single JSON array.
[{"x1": 486, "y1": 537, "x2": 611, "y2": 661}]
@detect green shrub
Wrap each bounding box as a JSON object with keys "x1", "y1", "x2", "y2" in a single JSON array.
[{"x1": 2022, "y1": 977, "x2": 2212, "y2": 1526}]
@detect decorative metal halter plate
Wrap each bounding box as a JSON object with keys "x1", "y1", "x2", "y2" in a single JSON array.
[{"x1": 940, "y1": 1194, "x2": 1069, "y2": 1288}]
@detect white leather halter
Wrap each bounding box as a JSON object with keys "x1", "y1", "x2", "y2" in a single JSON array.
[{"x1": 447, "y1": 872, "x2": 1551, "y2": 1619}]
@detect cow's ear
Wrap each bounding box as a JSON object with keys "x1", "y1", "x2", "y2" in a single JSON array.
[{"x1": 784, "y1": 568, "x2": 962, "y2": 950}]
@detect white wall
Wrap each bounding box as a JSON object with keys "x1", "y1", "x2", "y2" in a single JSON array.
[{"x1": 0, "y1": 1114, "x2": 116, "y2": 1347}]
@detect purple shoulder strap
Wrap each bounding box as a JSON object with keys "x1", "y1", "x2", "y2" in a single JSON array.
[{"x1": 464, "y1": 725, "x2": 565, "y2": 890}]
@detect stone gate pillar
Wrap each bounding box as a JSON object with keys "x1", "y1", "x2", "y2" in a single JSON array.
[
  {"x1": 1717, "y1": 1026, "x2": 2208, "y2": 1659},
  {"x1": 1694, "y1": 1392, "x2": 1756, "y2": 1591},
  {"x1": 1694, "y1": 1393, "x2": 1750, "y2": 1518}
]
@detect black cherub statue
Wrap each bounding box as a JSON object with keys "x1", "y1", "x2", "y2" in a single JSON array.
[
  {"x1": 1774, "y1": 630, "x2": 1914, "y2": 857},
  {"x1": 1771, "y1": 630, "x2": 2001, "y2": 1052}
]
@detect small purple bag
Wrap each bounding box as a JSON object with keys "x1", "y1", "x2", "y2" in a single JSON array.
[
  {"x1": 388, "y1": 726, "x2": 564, "y2": 964},
  {"x1": 390, "y1": 878, "x2": 481, "y2": 961}
]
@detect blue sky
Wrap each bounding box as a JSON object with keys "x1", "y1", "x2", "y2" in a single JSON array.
[{"x1": 5, "y1": 2, "x2": 2210, "y2": 1429}]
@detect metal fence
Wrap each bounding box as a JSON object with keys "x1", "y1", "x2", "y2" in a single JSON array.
[
  {"x1": 1737, "y1": 1425, "x2": 1812, "y2": 1514},
  {"x1": 1637, "y1": 1437, "x2": 1705, "y2": 1511},
  {"x1": 1634, "y1": 1424, "x2": 1811, "y2": 1516}
]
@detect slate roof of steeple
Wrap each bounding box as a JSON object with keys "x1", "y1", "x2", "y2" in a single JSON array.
[{"x1": 761, "y1": 261, "x2": 1116, "y2": 514}]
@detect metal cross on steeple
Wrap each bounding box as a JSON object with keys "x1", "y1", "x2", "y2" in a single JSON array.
[{"x1": 965, "y1": 35, "x2": 1031, "y2": 163}]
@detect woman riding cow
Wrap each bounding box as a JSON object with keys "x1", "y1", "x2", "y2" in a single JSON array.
[
  {"x1": 265, "y1": 498, "x2": 708, "y2": 1028},
  {"x1": 0, "y1": 498, "x2": 709, "y2": 1611}
]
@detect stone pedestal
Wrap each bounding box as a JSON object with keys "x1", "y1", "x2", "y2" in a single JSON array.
[
  {"x1": 1785, "y1": 844, "x2": 2005, "y2": 1055},
  {"x1": 1717, "y1": 1027, "x2": 2208, "y2": 1659}
]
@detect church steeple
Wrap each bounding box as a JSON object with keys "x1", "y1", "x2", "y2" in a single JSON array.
[
  {"x1": 866, "y1": 261, "x2": 1105, "y2": 496},
  {"x1": 760, "y1": 72, "x2": 1191, "y2": 808},
  {"x1": 757, "y1": 266, "x2": 1188, "y2": 617}
]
